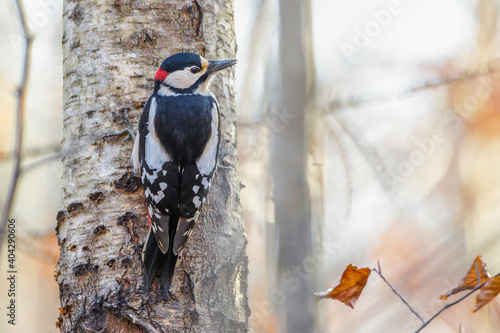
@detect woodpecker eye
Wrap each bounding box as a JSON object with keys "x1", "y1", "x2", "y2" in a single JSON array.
[{"x1": 190, "y1": 66, "x2": 201, "y2": 74}]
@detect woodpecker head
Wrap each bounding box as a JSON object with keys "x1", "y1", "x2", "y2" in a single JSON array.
[{"x1": 154, "y1": 52, "x2": 237, "y2": 94}]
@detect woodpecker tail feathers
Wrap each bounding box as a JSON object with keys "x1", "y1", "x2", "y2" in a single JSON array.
[{"x1": 142, "y1": 215, "x2": 179, "y2": 300}]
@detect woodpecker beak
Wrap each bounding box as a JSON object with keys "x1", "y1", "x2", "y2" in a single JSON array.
[{"x1": 207, "y1": 59, "x2": 237, "y2": 74}]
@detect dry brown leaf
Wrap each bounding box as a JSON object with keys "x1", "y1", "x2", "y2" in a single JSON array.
[
  {"x1": 472, "y1": 274, "x2": 500, "y2": 313},
  {"x1": 315, "y1": 264, "x2": 371, "y2": 308},
  {"x1": 440, "y1": 256, "x2": 491, "y2": 300}
]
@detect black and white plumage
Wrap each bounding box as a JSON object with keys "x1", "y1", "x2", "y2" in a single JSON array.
[{"x1": 132, "y1": 52, "x2": 237, "y2": 300}]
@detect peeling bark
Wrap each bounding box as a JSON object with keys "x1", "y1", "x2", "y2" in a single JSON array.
[{"x1": 56, "y1": 1, "x2": 249, "y2": 332}]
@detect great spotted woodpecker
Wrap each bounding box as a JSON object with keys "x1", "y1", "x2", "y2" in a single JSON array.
[{"x1": 132, "y1": 52, "x2": 237, "y2": 300}]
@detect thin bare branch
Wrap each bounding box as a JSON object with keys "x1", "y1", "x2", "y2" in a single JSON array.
[
  {"x1": 329, "y1": 60, "x2": 500, "y2": 111},
  {"x1": 20, "y1": 151, "x2": 62, "y2": 174},
  {"x1": 329, "y1": 114, "x2": 392, "y2": 191},
  {"x1": 238, "y1": 60, "x2": 500, "y2": 129},
  {"x1": 373, "y1": 261, "x2": 425, "y2": 324},
  {"x1": 327, "y1": 116, "x2": 353, "y2": 218},
  {"x1": 375, "y1": 260, "x2": 498, "y2": 333},
  {"x1": 413, "y1": 275, "x2": 497, "y2": 333},
  {"x1": 0, "y1": 0, "x2": 31, "y2": 250},
  {"x1": 475, "y1": 260, "x2": 481, "y2": 287},
  {"x1": 0, "y1": 144, "x2": 60, "y2": 163}
]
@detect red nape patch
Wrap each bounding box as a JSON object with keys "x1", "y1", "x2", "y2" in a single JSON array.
[
  {"x1": 148, "y1": 214, "x2": 152, "y2": 227},
  {"x1": 154, "y1": 69, "x2": 168, "y2": 82}
]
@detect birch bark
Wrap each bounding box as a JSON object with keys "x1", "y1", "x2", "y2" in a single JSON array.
[{"x1": 56, "y1": 1, "x2": 249, "y2": 332}]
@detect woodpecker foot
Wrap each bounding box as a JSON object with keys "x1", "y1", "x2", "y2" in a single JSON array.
[
  {"x1": 104, "y1": 109, "x2": 136, "y2": 141},
  {"x1": 217, "y1": 148, "x2": 234, "y2": 170}
]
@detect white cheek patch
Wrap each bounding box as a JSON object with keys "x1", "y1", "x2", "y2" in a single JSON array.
[{"x1": 164, "y1": 69, "x2": 201, "y2": 88}]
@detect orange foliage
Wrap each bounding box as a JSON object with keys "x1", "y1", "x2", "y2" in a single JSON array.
[
  {"x1": 473, "y1": 275, "x2": 500, "y2": 313},
  {"x1": 440, "y1": 255, "x2": 490, "y2": 300},
  {"x1": 315, "y1": 264, "x2": 371, "y2": 309}
]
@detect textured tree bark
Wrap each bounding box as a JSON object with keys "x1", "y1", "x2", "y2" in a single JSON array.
[{"x1": 56, "y1": 1, "x2": 249, "y2": 332}]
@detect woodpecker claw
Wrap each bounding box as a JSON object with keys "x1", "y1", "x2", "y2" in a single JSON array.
[
  {"x1": 217, "y1": 148, "x2": 234, "y2": 170},
  {"x1": 104, "y1": 109, "x2": 136, "y2": 141},
  {"x1": 217, "y1": 164, "x2": 234, "y2": 170}
]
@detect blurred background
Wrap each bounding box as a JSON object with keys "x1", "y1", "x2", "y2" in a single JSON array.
[{"x1": 1, "y1": 0, "x2": 500, "y2": 332}]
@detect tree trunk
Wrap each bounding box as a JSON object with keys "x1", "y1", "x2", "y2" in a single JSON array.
[
  {"x1": 56, "y1": 1, "x2": 249, "y2": 332},
  {"x1": 273, "y1": 0, "x2": 314, "y2": 332}
]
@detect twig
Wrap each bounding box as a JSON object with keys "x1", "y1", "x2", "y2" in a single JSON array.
[
  {"x1": 238, "y1": 61, "x2": 500, "y2": 129},
  {"x1": 373, "y1": 261, "x2": 425, "y2": 324},
  {"x1": 327, "y1": 116, "x2": 352, "y2": 218},
  {"x1": 475, "y1": 261, "x2": 481, "y2": 286},
  {"x1": 20, "y1": 151, "x2": 63, "y2": 173},
  {"x1": 413, "y1": 277, "x2": 491, "y2": 333},
  {"x1": 375, "y1": 260, "x2": 496, "y2": 333},
  {"x1": 0, "y1": 144, "x2": 60, "y2": 163},
  {"x1": 217, "y1": 148, "x2": 234, "y2": 170},
  {"x1": 328, "y1": 60, "x2": 500, "y2": 111},
  {"x1": 0, "y1": 0, "x2": 31, "y2": 250}
]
